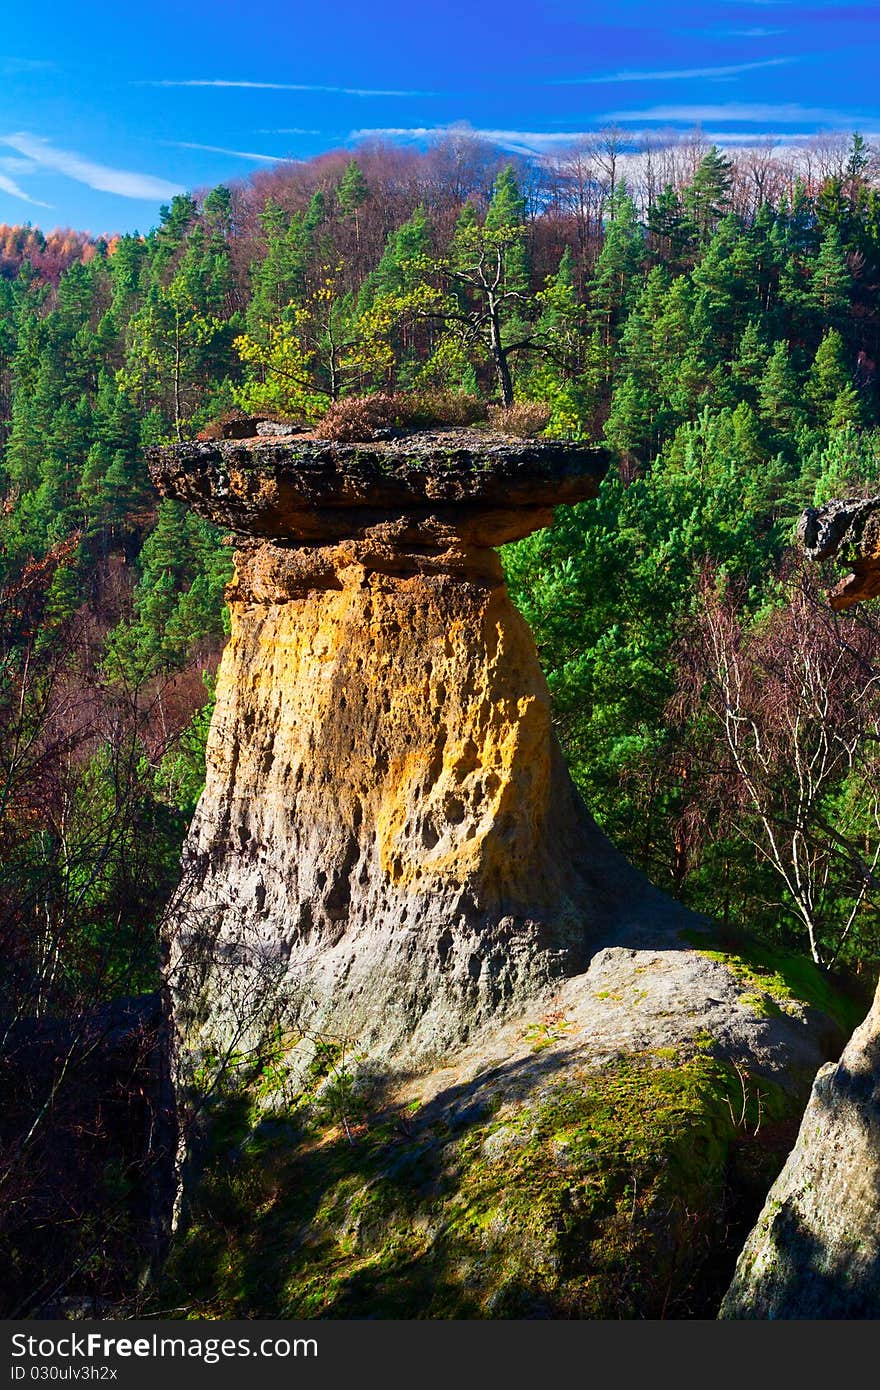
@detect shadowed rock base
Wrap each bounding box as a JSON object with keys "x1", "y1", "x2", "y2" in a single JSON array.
[{"x1": 721, "y1": 982, "x2": 880, "y2": 1318}]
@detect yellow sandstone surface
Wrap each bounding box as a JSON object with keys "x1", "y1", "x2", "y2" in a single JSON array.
[{"x1": 170, "y1": 533, "x2": 662, "y2": 1065}]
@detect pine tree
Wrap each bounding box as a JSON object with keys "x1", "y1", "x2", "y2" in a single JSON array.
[
  {"x1": 732, "y1": 320, "x2": 771, "y2": 399},
  {"x1": 247, "y1": 201, "x2": 314, "y2": 335},
  {"x1": 604, "y1": 308, "x2": 659, "y2": 463},
  {"x1": 807, "y1": 224, "x2": 851, "y2": 335},
  {"x1": 151, "y1": 193, "x2": 199, "y2": 274},
  {"x1": 684, "y1": 147, "x2": 733, "y2": 244},
  {"x1": 647, "y1": 275, "x2": 706, "y2": 425},
  {"x1": 358, "y1": 205, "x2": 431, "y2": 312},
  {"x1": 777, "y1": 180, "x2": 820, "y2": 340},
  {"x1": 588, "y1": 187, "x2": 644, "y2": 352},
  {"x1": 758, "y1": 339, "x2": 804, "y2": 436},
  {"x1": 485, "y1": 163, "x2": 528, "y2": 297},
  {"x1": 648, "y1": 184, "x2": 696, "y2": 265},
  {"x1": 336, "y1": 161, "x2": 369, "y2": 247},
  {"x1": 203, "y1": 184, "x2": 233, "y2": 238},
  {"x1": 691, "y1": 215, "x2": 758, "y2": 367},
  {"x1": 806, "y1": 329, "x2": 856, "y2": 426}
]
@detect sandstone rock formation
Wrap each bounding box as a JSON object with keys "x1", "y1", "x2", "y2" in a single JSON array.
[
  {"x1": 721, "y1": 987, "x2": 880, "y2": 1318},
  {"x1": 722, "y1": 495, "x2": 880, "y2": 1319},
  {"x1": 151, "y1": 428, "x2": 849, "y2": 1316},
  {"x1": 149, "y1": 429, "x2": 688, "y2": 1068}
]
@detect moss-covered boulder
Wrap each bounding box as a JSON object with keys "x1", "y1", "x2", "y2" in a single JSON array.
[{"x1": 158, "y1": 931, "x2": 858, "y2": 1319}]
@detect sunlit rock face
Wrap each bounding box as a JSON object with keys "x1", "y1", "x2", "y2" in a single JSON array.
[{"x1": 148, "y1": 430, "x2": 679, "y2": 1066}]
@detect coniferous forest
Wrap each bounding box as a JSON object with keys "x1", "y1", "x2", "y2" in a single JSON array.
[{"x1": 4, "y1": 130, "x2": 880, "y2": 1315}]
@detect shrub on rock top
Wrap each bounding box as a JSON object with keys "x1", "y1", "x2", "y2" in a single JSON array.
[
  {"x1": 487, "y1": 401, "x2": 552, "y2": 438},
  {"x1": 315, "y1": 390, "x2": 488, "y2": 442}
]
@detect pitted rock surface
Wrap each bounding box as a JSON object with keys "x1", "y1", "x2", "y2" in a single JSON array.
[
  {"x1": 151, "y1": 430, "x2": 699, "y2": 1067},
  {"x1": 152, "y1": 432, "x2": 843, "y2": 1088},
  {"x1": 146, "y1": 432, "x2": 608, "y2": 547}
]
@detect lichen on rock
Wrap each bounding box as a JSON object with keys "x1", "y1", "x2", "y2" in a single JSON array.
[{"x1": 158, "y1": 943, "x2": 842, "y2": 1319}]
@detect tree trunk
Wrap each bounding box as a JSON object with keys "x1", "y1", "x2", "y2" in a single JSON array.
[
  {"x1": 173, "y1": 314, "x2": 182, "y2": 443},
  {"x1": 488, "y1": 304, "x2": 514, "y2": 406}
]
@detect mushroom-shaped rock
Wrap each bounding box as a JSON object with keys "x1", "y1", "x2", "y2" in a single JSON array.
[{"x1": 149, "y1": 429, "x2": 682, "y2": 1066}]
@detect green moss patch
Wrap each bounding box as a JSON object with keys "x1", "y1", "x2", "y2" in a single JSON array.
[
  {"x1": 159, "y1": 1052, "x2": 802, "y2": 1320},
  {"x1": 680, "y1": 930, "x2": 866, "y2": 1035}
]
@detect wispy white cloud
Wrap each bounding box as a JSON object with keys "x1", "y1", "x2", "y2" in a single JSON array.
[
  {"x1": 349, "y1": 121, "x2": 880, "y2": 161},
  {"x1": 0, "y1": 132, "x2": 184, "y2": 199},
  {"x1": 0, "y1": 155, "x2": 37, "y2": 175},
  {"x1": 168, "y1": 140, "x2": 296, "y2": 163},
  {"x1": 143, "y1": 79, "x2": 434, "y2": 97},
  {"x1": 561, "y1": 56, "x2": 793, "y2": 83},
  {"x1": 705, "y1": 130, "x2": 880, "y2": 147},
  {"x1": 603, "y1": 102, "x2": 874, "y2": 124},
  {"x1": 0, "y1": 57, "x2": 55, "y2": 76},
  {"x1": 724, "y1": 28, "x2": 785, "y2": 37},
  {"x1": 350, "y1": 125, "x2": 599, "y2": 155},
  {"x1": 257, "y1": 128, "x2": 323, "y2": 135},
  {"x1": 0, "y1": 170, "x2": 51, "y2": 207}
]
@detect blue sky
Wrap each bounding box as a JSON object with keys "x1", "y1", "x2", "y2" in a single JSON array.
[{"x1": 0, "y1": 0, "x2": 878, "y2": 233}]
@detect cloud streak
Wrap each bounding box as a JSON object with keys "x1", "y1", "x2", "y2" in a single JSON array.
[
  {"x1": 351, "y1": 125, "x2": 657, "y2": 158},
  {"x1": 0, "y1": 171, "x2": 51, "y2": 207},
  {"x1": 0, "y1": 57, "x2": 56, "y2": 76},
  {"x1": 350, "y1": 125, "x2": 599, "y2": 152},
  {"x1": 560, "y1": 56, "x2": 793, "y2": 83},
  {"x1": 143, "y1": 79, "x2": 434, "y2": 97},
  {"x1": 169, "y1": 140, "x2": 296, "y2": 163},
  {"x1": 602, "y1": 102, "x2": 875, "y2": 124},
  {"x1": 0, "y1": 132, "x2": 184, "y2": 199},
  {"x1": 349, "y1": 121, "x2": 880, "y2": 160}
]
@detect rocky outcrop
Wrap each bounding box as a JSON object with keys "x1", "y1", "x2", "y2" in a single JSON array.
[
  {"x1": 722, "y1": 497, "x2": 880, "y2": 1319},
  {"x1": 798, "y1": 493, "x2": 880, "y2": 609},
  {"x1": 721, "y1": 987, "x2": 880, "y2": 1318},
  {"x1": 161, "y1": 938, "x2": 844, "y2": 1319},
  {"x1": 150, "y1": 430, "x2": 689, "y2": 1068},
  {"x1": 150, "y1": 428, "x2": 849, "y2": 1316},
  {"x1": 148, "y1": 431, "x2": 607, "y2": 547}
]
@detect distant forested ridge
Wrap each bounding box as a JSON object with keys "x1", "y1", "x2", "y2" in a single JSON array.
[{"x1": 2, "y1": 127, "x2": 880, "y2": 1068}]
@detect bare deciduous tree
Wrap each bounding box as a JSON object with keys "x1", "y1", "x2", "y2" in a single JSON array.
[{"x1": 672, "y1": 564, "x2": 880, "y2": 967}]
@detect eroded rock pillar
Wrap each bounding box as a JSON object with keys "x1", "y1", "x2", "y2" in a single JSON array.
[{"x1": 149, "y1": 431, "x2": 667, "y2": 1066}]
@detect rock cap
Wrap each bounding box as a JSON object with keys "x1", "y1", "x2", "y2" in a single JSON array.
[{"x1": 146, "y1": 429, "x2": 609, "y2": 548}]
